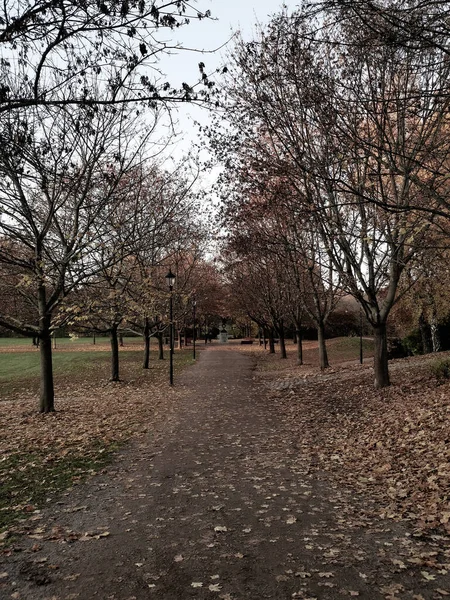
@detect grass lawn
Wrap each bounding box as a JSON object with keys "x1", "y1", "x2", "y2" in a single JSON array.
[
  {"x1": 0, "y1": 350, "x2": 112, "y2": 398},
  {"x1": 0, "y1": 335, "x2": 145, "y2": 348},
  {"x1": 0, "y1": 345, "x2": 196, "y2": 533},
  {"x1": 0, "y1": 350, "x2": 110, "y2": 380},
  {"x1": 0, "y1": 338, "x2": 192, "y2": 397},
  {"x1": 241, "y1": 336, "x2": 375, "y2": 373}
]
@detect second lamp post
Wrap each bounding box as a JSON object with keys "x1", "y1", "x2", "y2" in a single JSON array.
[{"x1": 166, "y1": 269, "x2": 176, "y2": 385}]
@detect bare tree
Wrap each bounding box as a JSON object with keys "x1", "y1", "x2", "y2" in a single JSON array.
[
  {"x1": 303, "y1": 1, "x2": 450, "y2": 56},
  {"x1": 210, "y1": 8, "x2": 449, "y2": 387},
  {"x1": 0, "y1": 1, "x2": 214, "y2": 115},
  {"x1": 124, "y1": 160, "x2": 206, "y2": 366},
  {"x1": 0, "y1": 102, "x2": 154, "y2": 411}
]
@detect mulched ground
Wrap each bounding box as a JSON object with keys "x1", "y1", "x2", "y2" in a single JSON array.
[{"x1": 1, "y1": 346, "x2": 450, "y2": 599}]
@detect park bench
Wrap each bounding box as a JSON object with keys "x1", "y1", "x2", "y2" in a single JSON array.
[{"x1": 240, "y1": 339, "x2": 254, "y2": 345}]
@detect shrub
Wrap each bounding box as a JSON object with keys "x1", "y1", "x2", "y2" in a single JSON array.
[
  {"x1": 430, "y1": 358, "x2": 450, "y2": 380},
  {"x1": 401, "y1": 329, "x2": 423, "y2": 356}
]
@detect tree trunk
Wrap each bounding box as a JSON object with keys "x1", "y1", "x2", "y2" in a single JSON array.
[
  {"x1": 143, "y1": 319, "x2": 151, "y2": 369},
  {"x1": 157, "y1": 332, "x2": 164, "y2": 360},
  {"x1": 39, "y1": 329, "x2": 55, "y2": 413},
  {"x1": 110, "y1": 325, "x2": 120, "y2": 381},
  {"x1": 268, "y1": 328, "x2": 275, "y2": 353},
  {"x1": 296, "y1": 328, "x2": 303, "y2": 365},
  {"x1": 263, "y1": 328, "x2": 267, "y2": 350},
  {"x1": 38, "y1": 283, "x2": 55, "y2": 413},
  {"x1": 373, "y1": 322, "x2": 390, "y2": 388},
  {"x1": 317, "y1": 321, "x2": 329, "y2": 370},
  {"x1": 430, "y1": 311, "x2": 441, "y2": 353},
  {"x1": 418, "y1": 312, "x2": 431, "y2": 354},
  {"x1": 278, "y1": 323, "x2": 287, "y2": 359}
]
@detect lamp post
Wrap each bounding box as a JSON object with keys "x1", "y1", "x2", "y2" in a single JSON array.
[
  {"x1": 166, "y1": 269, "x2": 176, "y2": 385},
  {"x1": 192, "y1": 296, "x2": 197, "y2": 360}
]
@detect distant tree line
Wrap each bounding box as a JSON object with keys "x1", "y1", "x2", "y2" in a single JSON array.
[
  {"x1": 0, "y1": 0, "x2": 219, "y2": 413},
  {"x1": 208, "y1": 0, "x2": 450, "y2": 388}
]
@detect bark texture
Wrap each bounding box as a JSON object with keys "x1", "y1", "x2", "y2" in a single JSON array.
[
  {"x1": 374, "y1": 322, "x2": 390, "y2": 388},
  {"x1": 110, "y1": 326, "x2": 120, "y2": 381},
  {"x1": 317, "y1": 322, "x2": 329, "y2": 371}
]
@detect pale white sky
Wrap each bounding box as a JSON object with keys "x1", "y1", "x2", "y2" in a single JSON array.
[
  {"x1": 155, "y1": 1, "x2": 299, "y2": 159},
  {"x1": 161, "y1": 1, "x2": 298, "y2": 84}
]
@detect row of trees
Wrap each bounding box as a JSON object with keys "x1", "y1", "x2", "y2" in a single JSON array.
[
  {"x1": 0, "y1": 0, "x2": 220, "y2": 413},
  {"x1": 210, "y1": 1, "x2": 450, "y2": 388},
  {"x1": 0, "y1": 98, "x2": 213, "y2": 411}
]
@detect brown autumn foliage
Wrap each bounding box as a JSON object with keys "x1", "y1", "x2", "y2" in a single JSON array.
[
  {"x1": 243, "y1": 341, "x2": 450, "y2": 536},
  {"x1": 0, "y1": 344, "x2": 189, "y2": 536}
]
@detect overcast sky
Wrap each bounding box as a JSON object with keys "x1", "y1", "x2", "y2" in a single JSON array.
[
  {"x1": 161, "y1": 1, "x2": 299, "y2": 82},
  {"x1": 155, "y1": 1, "x2": 299, "y2": 160}
]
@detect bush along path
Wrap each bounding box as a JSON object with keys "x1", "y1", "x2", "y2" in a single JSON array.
[{"x1": 1, "y1": 347, "x2": 450, "y2": 599}]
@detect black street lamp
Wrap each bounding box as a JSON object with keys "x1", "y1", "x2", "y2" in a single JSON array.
[
  {"x1": 166, "y1": 269, "x2": 176, "y2": 385},
  {"x1": 192, "y1": 295, "x2": 197, "y2": 360}
]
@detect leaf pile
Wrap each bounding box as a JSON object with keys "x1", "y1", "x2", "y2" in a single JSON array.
[
  {"x1": 0, "y1": 352, "x2": 190, "y2": 533},
  {"x1": 265, "y1": 354, "x2": 450, "y2": 536}
]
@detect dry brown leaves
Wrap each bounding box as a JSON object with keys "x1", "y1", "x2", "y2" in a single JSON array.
[
  {"x1": 264, "y1": 352, "x2": 450, "y2": 536},
  {"x1": 1, "y1": 377, "x2": 181, "y2": 461},
  {"x1": 0, "y1": 357, "x2": 185, "y2": 530}
]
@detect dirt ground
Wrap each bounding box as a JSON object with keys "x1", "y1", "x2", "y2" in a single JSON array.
[{"x1": 1, "y1": 346, "x2": 450, "y2": 599}]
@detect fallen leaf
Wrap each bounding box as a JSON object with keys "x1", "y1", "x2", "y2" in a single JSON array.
[
  {"x1": 214, "y1": 526, "x2": 228, "y2": 533},
  {"x1": 95, "y1": 531, "x2": 110, "y2": 539}
]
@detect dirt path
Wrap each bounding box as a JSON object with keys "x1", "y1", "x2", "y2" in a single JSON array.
[{"x1": 1, "y1": 347, "x2": 450, "y2": 599}]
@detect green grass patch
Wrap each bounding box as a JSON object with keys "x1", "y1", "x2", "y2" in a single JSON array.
[
  {"x1": 0, "y1": 350, "x2": 113, "y2": 379},
  {"x1": 430, "y1": 357, "x2": 450, "y2": 381},
  {"x1": 0, "y1": 337, "x2": 34, "y2": 347},
  {"x1": 0, "y1": 351, "x2": 112, "y2": 399},
  {"x1": 0, "y1": 347, "x2": 195, "y2": 399},
  {"x1": 327, "y1": 336, "x2": 374, "y2": 361},
  {"x1": 0, "y1": 336, "x2": 149, "y2": 348},
  {"x1": 250, "y1": 336, "x2": 375, "y2": 372},
  {"x1": 0, "y1": 347, "x2": 196, "y2": 533},
  {"x1": 0, "y1": 442, "x2": 120, "y2": 532}
]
